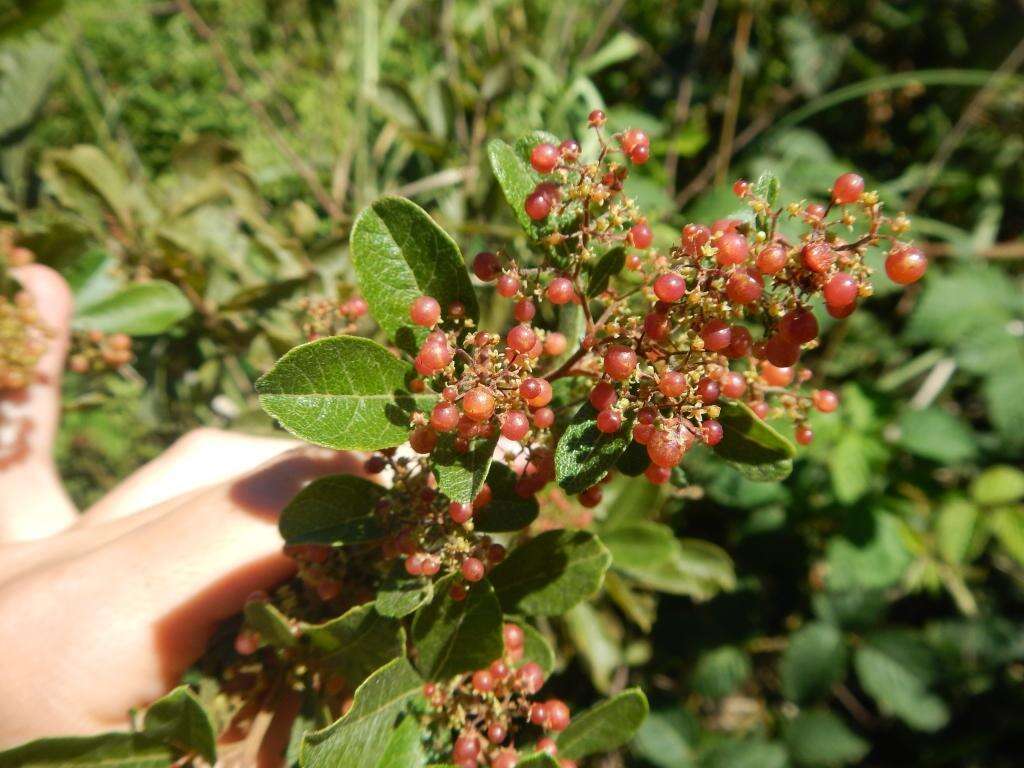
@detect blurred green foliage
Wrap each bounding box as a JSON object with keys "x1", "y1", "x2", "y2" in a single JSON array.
[{"x1": 1, "y1": 0, "x2": 1023, "y2": 765}]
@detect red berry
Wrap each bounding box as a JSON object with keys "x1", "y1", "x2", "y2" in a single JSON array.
[
  {"x1": 450, "y1": 501, "x2": 474, "y2": 524},
  {"x1": 453, "y1": 733, "x2": 480, "y2": 761},
  {"x1": 588, "y1": 381, "x2": 617, "y2": 411},
  {"x1": 522, "y1": 377, "x2": 553, "y2": 407},
  {"x1": 721, "y1": 371, "x2": 746, "y2": 398},
  {"x1": 765, "y1": 335, "x2": 801, "y2": 367},
  {"x1": 588, "y1": 109, "x2": 606, "y2": 126},
  {"x1": 579, "y1": 485, "x2": 603, "y2": 507},
  {"x1": 832, "y1": 172, "x2": 865, "y2": 205},
  {"x1": 487, "y1": 722, "x2": 508, "y2": 744},
  {"x1": 725, "y1": 268, "x2": 763, "y2": 304},
  {"x1": 461, "y1": 557, "x2": 485, "y2": 582},
  {"x1": 885, "y1": 246, "x2": 928, "y2": 284},
  {"x1": 450, "y1": 582, "x2": 469, "y2": 601},
  {"x1": 421, "y1": 555, "x2": 441, "y2": 576},
  {"x1": 653, "y1": 272, "x2": 686, "y2": 302},
  {"x1": 473, "y1": 484, "x2": 492, "y2": 510},
  {"x1": 529, "y1": 703, "x2": 548, "y2": 725},
  {"x1": 802, "y1": 242, "x2": 834, "y2": 273},
  {"x1": 696, "y1": 377, "x2": 720, "y2": 404},
  {"x1": 410, "y1": 295, "x2": 441, "y2": 326},
  {"x1": 647, "y1": 429, "x2": 686, "y2": 468},
  {"x1": 644, "y1": 464, "x2": 671, "y2": 484},
  {"x1": 715, "y1": 232, "x2": 749, "y2": 266},
  {"x1": 750, "y1": 401, "x2": 770, "y2": 419},
  {"x1": 805, "y1": 202, "x2": 827, "y2": 219},
  {"x1": 431, "y1": 402, "x2": 460, "y2": 432},
  {"x1": 824, "y1": 272, "x2": 859, "y2": 308},
  {"x1": 532, "y1": 407, "x2": 555, "y2": 429},
  {"x1": 619, "y1": 128, "x2": 648, "y2": 154},
  {"x1": 417, "y1": 339, "x2": 454, "y2": 372},
  {"x1": 508, "y1": 324, "x2": 537, "y2": 353},
  {"x1": 537, "y1": 737, "x2": 558, "y2": 756},
  {"x1": 472, "y1": 669, "x2": 495, "y2": 693},
  {"x1": 492, "y1": 751, "x2": 519, "y2": 768},
  {"x1": 732, "y1": 179, "x2": 751, "y2": 197},
  {"x1": 410, "y1": 426, "x2": 438, "y2": 454},
  {"x1": 760, "y1": 361, "x2": 794, "y2": 387},
  {"x1": 544, "y1": 332, "x2": 568, "y2": 356},
  {"x1": 504, "y1": 623, "x2": 525, "y2": 649},
  {"x1": 517, "y1": 662, "x2": 545, "y2": 693},
  {"x1": 545, "y1": 700, "x2": 571, "y2": 732},
  {"x1": 525, "y1": 190, "x2": 552, "y2": 220},
  {"x1": 405, "y1": 553, "x2": 424, "y2": 576},
  {"x1": 531, "y1": 143, "x2": 560, "y2": 173},
  {"x1": 827, "y1": 300, "x2": 857, "y2": 319},
  {"x1": 702, "y1": 419, "x2": 724, "y2": 445},
  {"x1": 596, "y1": 408, "x2": 623, "y2": 434},
  {"x1": 473, "y1": 251, "x2": 501, "y2": 281},
  {"x1": 464, "y1": 387, "x2": 496, "y2": 422},
  {"x1": 701, "y1": 319, "x2": 732, "y2": 352},
  {"x1": 488, "y1": 543, "x2": 507, "y2": 563},
  {"x1": 813, "y1": 389, "x2": 839, "y2": 413},
  {"x1": 603, "y1": 345, "x2": 638, "y2": 380},
  {"x1": 497, "y1": 273, "x2": 520, "y2": 297},
  {"x1": 779, "y1": 307, "x2": 819, "y2": 344},
  {"x1": 659, "y1": 371, "x2": 687, "y2": 398},
  {"x1": 513, "y1": 298, "x2": 536, "y2": 322},
  {"x1": 725, "y1": 326, "x2": 753, "y2": 358},
  {"x1": 490, "y1": 659, "x2": 509, "y2": 678},
  {"x1": 501, "y1": 410, "x2": 530, "y2": 441},
  {"x1": 626, "y1": 252, "x2": 643, "y2": 271},
  {"x1": 629, "y1": 143, "x2": 650, "y2": 164},
  {"x1": 520, "y1": 377, "x2": 542, "y2": 400},
  {"x1": 644, "y1": 312, "x2": 670, "y2": 341},
  {"x1": 756, "y1": 243, "x2": 788, "y2": 274},
  {"x1": 682, "y1": 223, "x2": 711, "y2": 255},
  {"x1": 546, "y1": 277, "x2": 575, "y2": 305},
  {"x1": 628, "y1": 221, "x2": 654, "y2": 249},
  {"x1": 795, "y1": 424, "x2": 814, "y2": 445},
  {"x1": 559, "y1": 139, "x2": 580, "y2": 158},
  {"x1": 234, "y1": 630, "x2": 259, "y2": 656}
]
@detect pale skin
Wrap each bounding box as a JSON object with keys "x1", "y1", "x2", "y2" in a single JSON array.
[{"x1": 0, "y1": 265, "x2": 365, "y2": 756}]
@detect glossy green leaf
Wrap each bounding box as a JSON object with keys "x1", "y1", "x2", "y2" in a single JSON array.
[
  {"x1": 780, "y1": 622, "x2": 848, "y2": 703},
  {"x1": 302, "y1": 603, "x2": 405, "y2": 687},
  {"x1": 0, "y1": 734, "x2": 172, "y2": 767},
  {"x1": 142, "y1": 686, "x2": 217, "y2": 764},
  {"x1": 556, "y1": 688, "x2": 648, "y2": 760},
  {"x1": 350, "y1": 196, "x2": 477, "y2": 354},
  {"x1": 587, "y1": 246, "x2": 626, "y2": 297},
  {"x1": 256, "y1": 336, "x2": 434, "y2": 451},
  {"x1": 784, "y1": 710, "x2": 869, "y2": 767},
  {"x1": 412, "y1": 576, "x2": 504, "y2": 680},
  {"x1": 712, "y1": 401, "x2": 795, "y2": 479},
  {"x1": 473, "y1": 462, "x2": 539, "y2": 532},
  {"x1": 278, "y1": 474, "x2": 387, "y2": 546},
  {"x1": 375, "y1": 716, "x2": 425, "y2": 768},
  {"x1": 487, "y1": 138, "x2": 541, "y2": 234},
  {"x1": 301, "y1": 657, "x2": 422, "y2": 768},
  {"x1": 432, "y1": 434, "x2": 496, "y2": 504},
  {"x1": 606, "y1": 532, "x2": 735, "y2": 600},
  {"x1": 488, "y1": 529, "x2": 611, "y2": 616},
  {"x1": 376, "y1": 564, "x2": 435, "y2": 618},
  {"x1": 73, "y1": 281, "x2": 191, "y2": 336},
  {"x1": 555, "y1": 403, "x2": 636, "y2": 494}
]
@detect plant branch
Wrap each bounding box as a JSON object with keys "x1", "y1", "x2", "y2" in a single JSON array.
[{"x1": 714, "y1": 6, "x2": 753, "y2": 187}]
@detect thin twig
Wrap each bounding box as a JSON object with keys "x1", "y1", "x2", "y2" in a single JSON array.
[
  {"x1": 906, "y1": 34, "x2": 1024, "y2": 211},
  {"x1": 714, "y1": 6, "x2": 753, "y2": 186},
  {"x1": 664, "y1": 0, "x2": 717, "y2": 196},
  {"x1": 175, "y1": 0, "x2": 343, "y2": 221},
  {"x1": 579, "y1": 0, "x2": 628, "y2": 60},
  {"x1": 923, "y1": 239, "x2": 1024, "y2": 260}
]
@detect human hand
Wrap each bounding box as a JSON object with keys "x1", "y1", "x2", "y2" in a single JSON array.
[{"x1": 0, "y1": 265, "x2": 365, "y2": 752}]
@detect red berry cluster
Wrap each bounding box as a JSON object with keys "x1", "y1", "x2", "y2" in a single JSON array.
[
  {"x1": 298, "y1": 294, "x2": 369, "y2": 341},
  {"x1": 425, "y1": 623, "x2": 576, "y2": 768},
  {"x1": 68, "y1": 330, "x2": 133, "y2": 374},
  {"x1": 0, "y1": 288, "x2": 51, "y2": 392}
]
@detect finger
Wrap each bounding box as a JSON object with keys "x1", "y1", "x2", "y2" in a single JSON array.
[
  {"x1": 81, "y1": 428, "x2": 301, "y2": 525},
  {"x1": 0, "y1": 264, "x2": 75, "y2": 541},
  {"x1": 0, "y1": 447, "x2": 369, "y2": 742}
]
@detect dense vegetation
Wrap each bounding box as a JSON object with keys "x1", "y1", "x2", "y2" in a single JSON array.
[{"x1": 1, "y1": 1, "x2": 1023, "y2": 766}]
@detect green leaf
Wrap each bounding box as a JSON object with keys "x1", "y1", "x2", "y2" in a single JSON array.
[
  {"x1": 278, "y1": 474, "x2": 387, "y2": 546},
  {"x1": 607, "y1": 532, "x2": 735, "y2": 600},
  {"x1": 376, "y1": 563, "x2": 435, "y2": 618},
  {"x1": 563, "y1": 602, "x2": 623, "y2": 692},
  {"x1": 898, "y1": 407, "x2": 978, "y2": 464},
  {"x1": 350, "y1": 196, "x2": 477, "y2": 354},
  {"x1": 853, "y1": 632, "x2": 949, "y2": 732},
  {"x1": 73, "y1": 281, "x2": 191, "y2": 336},
  {"x1": 303, "y1": 603, "x2": 405, "y2": 687},
  {"x1": 0, "y1": 733, "x2": 172, "y2": 767},
  {"x1": 244, "y1": 601, "x2": 297, "y2": 648},
  {"x1": 825, "y1": 509, "x2": 912, "y2": 591},
  {"x1": 971, "y1": 466, "x2": 1024, "y2": 506},
  {"x1": 555, "y1": 688, "x2": 649, "y2": 760},
  {"x1": 142, "y1": 686, "x2": 217, "y2": 764},
  {"x1": 587, "y1": 246, "x2": 626, "y2": 297},
  {"x1": 988, "y1": 506, "x2": 1024, "y2": 567},
  {"x1": 487, "y1": 138, "x2": 541, "y2": 235},
  {"x1": 753, "y1": 171, "x2": 781, "y2": 207},
  {"x1": 692, "y1": 647, "x2": 751, "y2": 699},
  {"x1": 412, "y1": 576, "x2": 504, "y2": 680},
  {"x1": 784, "y1": 710, "x2": 869, "y2": 767},
  {"x1": 41, "y1": 145, "x2": 136, "y2": 229},
  {"x1": 632, "y1": 709, "x2": 698, "y2": 768},
  {"x1": 432, "y1": 434, "x2": 496, "y2": 504},
  {"x1": 555, "y1": 403, "x2": 636, "y2": 494},
  {"x1": 936, "y1": 498, "x2": 979, "y2": 565},
  {"x1": 712, "y1": 401, "x2": 795, "y2": 479},
  {"x1": 0, "y1": 1, "x2": 65, "y2": 42},
  {"x1": 256, "y1": 336, "x2": 434, "y2": 451},
  {"x1": 614, "y1": 439, "x2": 650, "y2": 477},
  {"x1": 473, "y1": 462, "x2": 539, "y2": 532},
  {"x1": 601, "y1": 522, "x2": 678, "y2": 573},
  {"x1": 516, "y1": 755, "x2": 559, "y2": 768},
  {"x1": 375, "y1": 716, "x2": 425, "y2": 768},
  {"x1": 301, "y1": 657, "x2": 422, "y2": 768},
  {"x1": 488, "y1": 529, "x2": 611, "y2": 616},
  {"x1": 701, "y1": 737, "x2": 789, "y2": 768},
  {"x1": 780, "y1": 622, "x2": 848, "y2": 703},
  {"x1": 519, "y1": 622, "x2": 556, "y2": 674}
]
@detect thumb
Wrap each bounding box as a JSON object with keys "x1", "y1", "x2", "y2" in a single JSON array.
[{"x1": 0, "y1": 264, "x2": 76, "y2": 539}]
